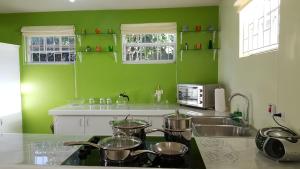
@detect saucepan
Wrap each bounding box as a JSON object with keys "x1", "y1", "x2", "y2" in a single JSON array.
[
  {"x1": 110, "y1": 115, "x2": 173, "y2": 142},
  {"x1": 64, "y1": 135, "x2": 188, "y2": 162}
]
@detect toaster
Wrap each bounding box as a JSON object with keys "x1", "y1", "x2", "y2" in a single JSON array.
[{"x1": 255, "y1": 127, "x2": 300, "y2": 161}]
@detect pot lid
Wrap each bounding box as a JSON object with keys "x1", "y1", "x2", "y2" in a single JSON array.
[
  {"x1": 165, "y1": 112, "x2": 191, "y2": 120},
  {"x1": 99, "y1": 135, "x2": 142, "y2": 150},
  {"x1": 111, "y1": 119, "x2": 150, "y2": 129}
]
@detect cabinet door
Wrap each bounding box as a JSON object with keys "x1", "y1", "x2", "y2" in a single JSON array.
[
  {"x1": 54, "y1": 116, "x2": 84, "y2": 135},
  {"x1": 85, "y1": 116, "x2": 114, "y2": 136}
]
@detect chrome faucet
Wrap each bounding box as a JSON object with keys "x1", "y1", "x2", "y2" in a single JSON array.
[{"x1": 228, "y1": 93, "x2": 250, "y2": 126}]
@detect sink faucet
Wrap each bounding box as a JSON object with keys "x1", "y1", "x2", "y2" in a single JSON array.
[{"x1": 228, "y1": 93, "x2": 250, "y2": 126}]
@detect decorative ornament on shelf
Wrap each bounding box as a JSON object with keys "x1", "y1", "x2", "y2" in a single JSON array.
[
  {"x1": 207, "y1": 25, "x2": 215, "y2": 32},
  {"x1": 107, "y1": 28, "x2": 113, "y2": 34},
  {"x1": 81, "y1": 28, "x2": 87, "y2": 35},
  {"x1": 185, "y1": 42, "x2": 189, "y2": 50},
  {"x1": 195, "y1": 25, "x2": 202, "y2": 32},
  {"x1": 85, "y1": 46, "x2": 92, "y2": 52},
  {"x1": 208, "y1": 40, "x2": 213, "y2": 49},
  {"x1": 194, "y1": 43, "x2": 202, "y2": 50},
  {"x1": 182, "y1": 25, "x2": 189, "y2": 32},
  {"x1": 95, "y1": 28, "x2": 101, "y2": 34},
  {"x1": 95, "y1": 45, "x2": 102, "y2": 52},
  {"x1": 108, "y1": 46, "x2": 114, "y2": 52}
]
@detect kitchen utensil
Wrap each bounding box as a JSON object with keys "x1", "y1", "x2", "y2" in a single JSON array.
[
  {"x1": 110, "y1": 115, "x2": 152, "y2": 141},
  {"x1": 256, "y1": 127, "x2": 300, "y2": 161},
  {"x1": 64, "y1": 134, "x2": 144, "y2": 162},
  {"x1": 131, "y1": 142, "x2": 188, "y2": 159},
  {"x1": 163, "y1": 128, "x2": 192, "y2": 147},
  {"x1": 163, "y1": 110, "x2": 192, "y2": 131}
]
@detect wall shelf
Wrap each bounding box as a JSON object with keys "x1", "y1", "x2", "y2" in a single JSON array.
[
  {"x1": 179, "y1": 28, "x2": 219, "y2": 62},
  {"x1": 75, "y1": 29, "x2": 118, "y2": 63}
]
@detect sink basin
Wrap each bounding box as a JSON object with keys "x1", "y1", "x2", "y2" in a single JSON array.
[
  {"x1": 192, "y1": 124, "x2": 256, "y2": 137},
  {"x1": 192, "y1": 116, "x2": 243, "y2": 126}
]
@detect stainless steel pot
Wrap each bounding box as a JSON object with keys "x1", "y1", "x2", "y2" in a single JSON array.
[
  {"x1": 64, "y1": 134, "x2": 143, "y2": 161},
  {"x1": 110, "y1": 115, "x2": 151, "y2": 141},
  {"x1": 64, "y1": 136, "x2": 188, "y2": 162},
  {"x1": 164, "y1": 111, "x2": 192, "y2": 131}
]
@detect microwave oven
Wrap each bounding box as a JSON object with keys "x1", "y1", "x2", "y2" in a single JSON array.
[{"x1": 177, "y1": 84, "x2": 218, "y2": 108}]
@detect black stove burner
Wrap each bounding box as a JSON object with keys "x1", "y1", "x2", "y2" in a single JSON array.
[{"x1": 62, "y1": 136, "x2": 206, "y2": 169}]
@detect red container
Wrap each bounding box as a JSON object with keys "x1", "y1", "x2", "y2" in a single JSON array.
[
  {"x1": 95, "y1": 28, "x2": 101, "y2": 34},
  {"x1": 96, "y1": 45, "x2": 102, "y2": 52},
  {"x1": 195, "y1": 25, "x2": 202, "y2": 32},
  {"x1": 195, "y1": 43, "x2": 202, "y2": 49}
]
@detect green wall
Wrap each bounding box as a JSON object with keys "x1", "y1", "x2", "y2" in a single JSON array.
[{"x1": 0, "y1": 7, "x2": 219, "y2": 133}]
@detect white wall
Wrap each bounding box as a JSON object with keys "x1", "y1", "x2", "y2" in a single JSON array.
[{"x1": 219, "y1": 0, "x2": 300, "y2": 132}]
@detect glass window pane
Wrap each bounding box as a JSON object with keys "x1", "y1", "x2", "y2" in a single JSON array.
[
  {"x1": 62, "y1": 53, "x2": 69, "y2": 61},
  {"x1": 40, "y1": 53, "x2": 47, "y2": 62},
  {"x1": 47, "y1": 53, "x2": 54, "y2": 62},
  {"x1": 70, "y1": 53, "x2": 76, "y2": 62},
  {"x1": 39, "y1": 38, "x2": 44, "y2": 51},
  {"x1": 32, "y1": 53, "x2": 39, "y2": 62},
  {"x1": 55, "y1": 53, "x2": 62, "y2": 62},
  {"x1": 62, "y1": 37, "x2": 69, "y2": 46}
]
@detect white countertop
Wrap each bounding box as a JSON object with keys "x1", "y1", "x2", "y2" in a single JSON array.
[
  {"x1": 196, "y1": 137, "x2": 300, "y2": 169},
  {"x1": 48, "y1": 104, "x2": 229, "y2": 116},
  {"x1": 0, "y1": 133, "x2": 299, "y2": 169}
]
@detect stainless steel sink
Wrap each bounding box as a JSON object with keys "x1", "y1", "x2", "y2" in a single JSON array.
[
  {"x1": 191, "y1": 116, "x2": 256, "y2": 137},
  {"x1": 192, "y1": 116, "x2": 237, "y2": 125},
  {"x1": 193, "y1": 124, "x2": 256, "y2": 137}
]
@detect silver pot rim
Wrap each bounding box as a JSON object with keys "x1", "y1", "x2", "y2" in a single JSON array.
[
  {"x1": 99, "y1": 135, "x2": 142, "y2": 150},
  {"x1": 110, "y1": 119, "x2": 151, "y2": 130}
]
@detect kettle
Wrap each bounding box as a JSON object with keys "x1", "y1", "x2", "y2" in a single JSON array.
[{"x1": 256, "y1": 127, "x2": 300, "y2": 161}]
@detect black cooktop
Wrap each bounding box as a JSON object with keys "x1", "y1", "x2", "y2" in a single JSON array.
[{"x1": 62, "y1": 136, "x2": 206, "y2": 169}]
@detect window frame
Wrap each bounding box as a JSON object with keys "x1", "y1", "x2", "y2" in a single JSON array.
[
  {"x1": 25, "y1": 35, "x2": 76, "y2": 64},
  {"x1": 239, "y1": 0, "x2": 280, "y2": 58}
]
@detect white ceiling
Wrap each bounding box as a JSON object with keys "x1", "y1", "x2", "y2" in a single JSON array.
[{"x1": 0, "y1": 0, "x2": 220, "y2": 13}]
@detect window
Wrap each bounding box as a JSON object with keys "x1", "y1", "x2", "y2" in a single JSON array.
[
  {"x1": 21, "y1": 26, "x2": 76, "y2": 64},
  {"x1": 121, "y1": 23, "x2": 177, "y2": 64},
  {"x1": 239, "y1": 0, "x2": 280, "y2": 57}
]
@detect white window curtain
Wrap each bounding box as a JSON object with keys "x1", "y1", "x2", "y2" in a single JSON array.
[
  {"x1": 121, "y1": 22, "x2": 177, "y2": 34},
  {"x1": 21, "y1": 25, "x2": 75, "y2": 36},
  {"x1": 234, "y1": 0, "x2": 252, "y2": 12}
]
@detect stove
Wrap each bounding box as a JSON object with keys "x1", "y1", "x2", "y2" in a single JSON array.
[{"x1": 62, "y1": 136, "x2": 206, "y2": 169}]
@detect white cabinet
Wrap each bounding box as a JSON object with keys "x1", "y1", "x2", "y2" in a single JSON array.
[
  {"x1": 54, "y1": 116, "x2": 84, "y2": 135},
  {"x1": 84, "y1": 116, "x2": 114, "y2": 136},
  {"x1": 53, "y1": 114, "x2": 165, "y2": 136}
]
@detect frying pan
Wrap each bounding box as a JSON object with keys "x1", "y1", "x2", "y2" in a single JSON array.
[{"x1": 130, "y1": 142, "x2": 188, "y2": 158}]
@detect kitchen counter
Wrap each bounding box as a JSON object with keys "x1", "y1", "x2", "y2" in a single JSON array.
[
  {"x1": 196, "y1": 137, "x2": 300, "y2": 169},
  {"x1": 48, "y1": 104, "x2": 229, "y2": 116},
  {"x1": 0, "y1": 133, "x2": 299, "y2": 169}
]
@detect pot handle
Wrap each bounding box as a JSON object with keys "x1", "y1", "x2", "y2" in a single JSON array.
[
  {"x1": 130, "y1": 149, "x2": 157, "y2": 156},
  {"x1": 64, "y1": 141, "x2": 100, "y2": 149},
  {"x1": 145, "y1": 128, "x2": 171, "y2": 135}
]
